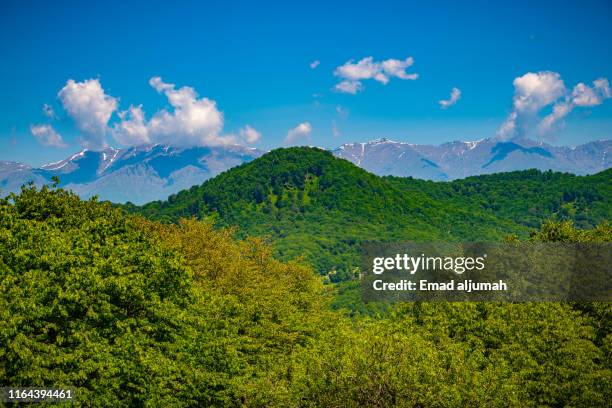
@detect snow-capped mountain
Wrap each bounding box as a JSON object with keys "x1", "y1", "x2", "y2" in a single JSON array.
[
  {"x1": 2, "y1": 138, "x2": 610, "y2": 204},
  {"x1": 1, "y1": 144, "x2": 263, "y2": 204},
  {"x1": 333, "y1": 138, "x2": 611, "y2": 180}
]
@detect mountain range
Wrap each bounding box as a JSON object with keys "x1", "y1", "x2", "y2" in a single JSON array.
[
  {"x1": 1, "y1": 137, "x2": 610, "y2": 203},
  {"x1": 0, "y1": 144, "x2": 263, "y2": 204},
  {"x1": 334, "y1": 138, "x2": 611, "y2": 180},
  {"x1": 127, "y1": 147, "x2": 611, "y2": 280}
]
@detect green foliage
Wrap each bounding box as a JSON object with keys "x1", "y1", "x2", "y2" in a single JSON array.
[
  {"x1": 128, "y1": 149, "x2": 610, "y2": 281},
  {"x1": 279, "y1": 302, "x2": 610, "y2": 407},
  {"x1": 2, "y1": 169, "x2": 611, "y2": 406},
  {"x1": 130, "y1": 148, "x2": 559, "y2": 280},
  {"x1": 531, "y1": 219, "x2": 612, "y2": 377},
  {"x1": 386, "y1": 168, "x2": 611, "y2": 229},
  {"x1": 327, "y1": 221, "x2": 612, "y2": 406},
  {"x1": 530, "y1": 219, "x2": 612, "y2": 242},
  {"x1": 0, "y1": 184, "x2": 332, "y2": 406},
  {"x1": 0, "y1": 185, "x2": 238, "y2": 406}
]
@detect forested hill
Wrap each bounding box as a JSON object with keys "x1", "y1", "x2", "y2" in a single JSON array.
[
  {"x1": 126, "y1": 147, "x2": 611, "y2": 280},
  {"x1": 3, "y1": 173, "x2": 611, "y2": 406},
  {"x1": 385, "y1": 167, "x2": 612, "y2": 229}
]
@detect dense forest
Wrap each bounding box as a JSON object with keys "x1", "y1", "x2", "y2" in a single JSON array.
[
  {"x1": 2, "y1": 149, "x2": 611, "y2": 406},
  {"x1": 1, "y1": 183, "x2": 611, "y2": 406},
  {"x1": 126, "y1": 147, "x2": 611, "y2": 282},
  {"x1": 386, "y1": 168, "x2": 611, "y2": 229}
]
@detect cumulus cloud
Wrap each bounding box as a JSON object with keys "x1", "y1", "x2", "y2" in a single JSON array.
[
  {"x1": 284, "y1": 122, "x2": 312, "y2": 145},
  {"x1": 239, "y1": 125, "x2": 262, "y2": 144},
  {"x1": 112, "y1": 77, "x2": 237, "y2": 147},
  {"x1": 513, "y1": 72, "x2": 566, "y2": 112},
  {"x1": 497, "y1": 111, "x2": 518, "y2": 140},
  {"x1": 538, "y1": 78, "x2": 611, "y2": 135},
  {"x1": 113, "y1": 105, "x2": 150, "y2": 146},
  {"x1": 50, "y1": 76, "x2": 252, "y2": 149},
  {"x1": 380, "y1": 58, "x2": 418, "y2": 81},
  {"x1": 30, "y1": 124, "x2": 66, "y2": 147},
  {"x1": 572, "y1": 78, "x2": 610, "y2": 106},
  {"x1": 335, "y1": 80, "x2": 363, "y2": 95},
  {"x1": 144, "y1": 76, "x2": 230, "y2": 146},
  {"x1": 537, "y1": 102, "x2": 572, "y2": 136},
  {"x1": 439, "y1": 87, "x2": 461, "y2": 109},
  {"x1": 497, "y1": 71, "x2": 566, "y2": 140},
  {"x1": 310, "y1": 60, "x2": 320, "y2": 69},
  {"x1": 334, "y1": 56, "x2": 417, "y2": 94},
  {"x1": 498, "y1": 72, "x2": 611, "y2": 140},
  {"x1": 42, "y1": 103, "x2": 57, "y2": 119},
  {"x1": 335, "y1": 57, "x2": 381, "y2": 81},
  {"x1": 58, "y1": 78, "x2": 118, "y2": 149}
]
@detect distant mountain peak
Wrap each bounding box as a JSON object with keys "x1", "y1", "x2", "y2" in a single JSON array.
[
  {"x1": 334, "y1": 138, "x2": 611, "y2": 180},
  {"x1": 462, "y1": 139, "x2": 485, "y2": 149},
  {"x1": 3, "y1": 138, "x2": 609, "y2": 204},
  {"x1": 369, "y1": 137, "x2": 397, "y2": 144},
  {"x1": 2, "y1": 144, "x2": 264, "y2": 204}
]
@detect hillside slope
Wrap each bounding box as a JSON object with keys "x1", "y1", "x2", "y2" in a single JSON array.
[
  {"x1": 129, "y1": 148, "x2": 610, "y2": 279},
  {"x1": 3, "y1": 180, "x2": 610, "y2": 406},
  {"x1": 128, "y1": 148, "x2": 539, "y2": 279},
  {"x1": 386, "y1": 168, "x2": 611, "y2": 229}
]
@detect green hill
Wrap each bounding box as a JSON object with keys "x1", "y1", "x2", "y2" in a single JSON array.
[
  {"x1": 127, "y1": 147, "x2": 611, "y2": 281},
  {"x1": 386, "y1": 168, "x2": 611, "y2": 229},
  {"x1": 3, "y1": 181, "x2": 611, "y2": 406}
]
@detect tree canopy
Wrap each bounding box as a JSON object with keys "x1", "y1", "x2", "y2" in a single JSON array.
[
  {"x1": 1, "y1": 183, "x2": 610, "y2": 406},
  {"x1": 126, "y1": 148, "x2": 611, "y2": 282}
]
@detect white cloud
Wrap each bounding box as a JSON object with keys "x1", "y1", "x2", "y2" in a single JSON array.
[
  {"x1": 512, "y1": 71, "x2": 566, "y2": 113},
  {"x1": 497, "y1": 111, "x2": 518, "y2": 140},
  {"x1": 112, "y1": 77, "x2": 235, "y2": 147},
  {"x1": 51, "y1": 77, "x2": 260, "y2": 150},
  {"x1": 149, "y1": 76, "x2": 175, "y2": 93},
  {"x1": 58, "y1": 79, "x2": 118, "y2": 149},
  {"x1": 571, "y1": 78, "x2": 610, "y2": 106},
  {"x1": 497, "y1": 71, "x2": 566, "y2": 139},
  {"x1": 335, "y1": 57, "x2": 381, "y2": 81},
  {"x1": 30, "y1": 124, "x2": 66, "y2": 147},
  {"x1": 333, "y1": 56, "x2": 417, "y2": 94},
  {"x1": 538, "y1": 78, "x2": 611, "y2": 135},
  {"x1": 439, "y1": 87, "x2": 461, "y2": 109},
  {"x1": 42, "y1": 103, "x2": 56, "y2": 119},
  {"x1": 310, "y1": 60, "x2": 320, "y2": 69},
  {"x1": 334, "y1": 80, "x2": 362, "y2": 94},
  {"x1": 239, "y1": 125, "x2": 261, "y2": 144},
  {"x1": 594, "y1": 78, "x2": 612, "y2": 97},
  {"x1": 380, "y1": 58, "x2": 418, "y2": 81},
  {"x1": 571, "y1": 83, "x2": 601, "y2": 107},
  {"x1": 537, "y1": 102, "x2": 573, "y2": 135},
  {"x1": 284, "y1": 122, "x2": 312, "y2": 145},
  {"x1": 113, "y1": 105, "x2": 150, "y2": 146},
  {"x1": 498, "y1": 72, "x2": 611, "y2": 140},
  {"x1": 145, "y1": 76, "x2": 230, "y2": 146}
]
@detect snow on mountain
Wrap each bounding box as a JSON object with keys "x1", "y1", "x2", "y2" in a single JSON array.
[
  {"x1": 333, "y1": 138, "x2": 611, "y2": 180},
  {"x1": 1, "y1": 144, "x2": 263, "y2": 204},
  {"x1": 2, "y1": 137, "x2": 610, "y2": 204}
]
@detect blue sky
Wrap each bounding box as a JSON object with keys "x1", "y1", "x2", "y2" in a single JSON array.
[{"x1": 1, "y1": 0, "x2": 611, "y2": 166}]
